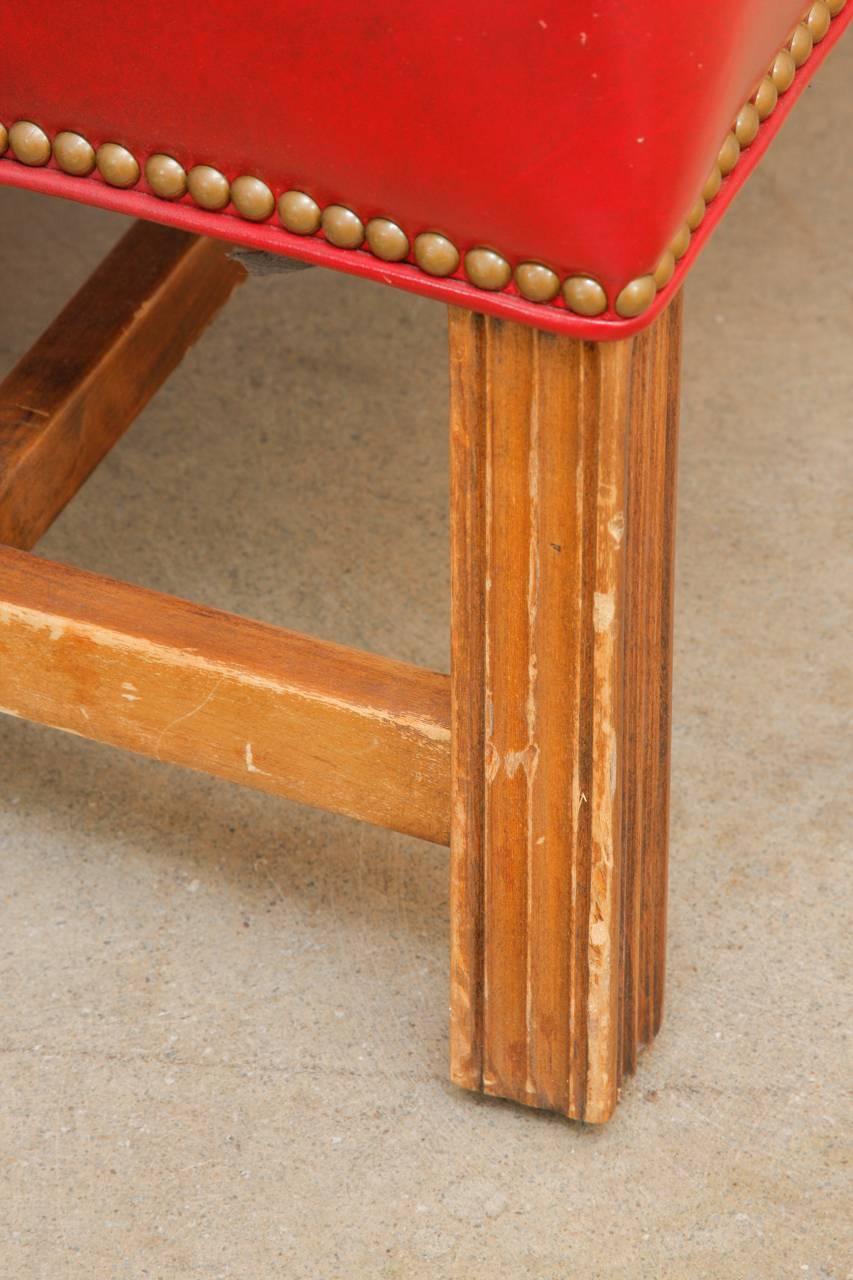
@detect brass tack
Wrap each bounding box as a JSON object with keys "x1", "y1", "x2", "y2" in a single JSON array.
[
  {"x1": 734, "y1": 102, "x2": 761, "y2": 148},
  {"x1": 653, "y1": 250, "x2": 676, "y2": 290},
  {"x1": 562, "y1": 276, "x2": 607, "y2": 317},
  {"x1": 717, "y1": 132, "x2": 741, "y2": 177},
  {"x1": 827, "y1": 0, "x2": 846, "y2": 14},
  {"x1": 753, "y1": 76, "x2": 779, "y2": 120},
  {"x1": 614, "y1": 275, "x2": 657, "y2": 319},
  {"x1": 0, "y1": 122, "x2": 6, "y2": 155},
  {"x1": 279, "y1": 190, "x2": 321, "y2": 235},
  {"x1": 686, "y1": 197, "x2": 706, "y2": 231},
  {"x1": 807, "y1": 1, "x2": 832, "y2": 39},
  {"x1": 53, "y1": 131, "x2": 95, "y2": 176},
  {"x1": 188, "y1": 164, "x2": 231, "y2": 211},
  {"x1": 321, "y1": 204, "x2": 365, "y2": 249},
  {"x1": 414, "y1": 232, "x2": 460, "y2": 277},
  {"x1": 787, "y1": 23, "x2": 813, "y2": 66},
  {"x1": 9, "y1": 120, "x2": 51, "y2": 166},
  {"x1": 365, "y1": 217, "x2": 409, "y2": 261},
  {"x1": 231, "y1": 175, "x2": 275, "y2": 222},
  {"x1": 702, "y1": 166, "x2": 723, "y2": 203},
  {"x1": 515, "y1": 262, "x2": 561, "y2": 303},
  {"x1": 770, "y1": 49, "x2": 797, "y2": 93},
  {"x1": 145, "y1": 153, "x2": 187, "y2": 200},
  {"x1": 670, "y1": 222, "x2": 691, "y2": 260},
  {"x1": 464, "y1": 247, "x2": 512, "y2": 291},
  {"x1": 96, "y1": 141, "x2": 140, "y2": 188}
]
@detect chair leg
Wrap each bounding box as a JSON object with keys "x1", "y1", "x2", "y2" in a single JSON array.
[{"x1": 448, "y1": 294, "x2": 682, "y2": 1123}]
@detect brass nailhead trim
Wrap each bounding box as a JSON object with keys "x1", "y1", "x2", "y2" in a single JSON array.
[
  {"x1": 670, "y1": 222, "x2": 691, "y2": 261},
  {"x1": 753, "y1": 77, "x2": 779, "y2": 120},
  {"x1": 321, "y1": 204, "x2": 365, "y2": 249},
  {"x1": 563, "y1": 276, "x2": 607, "y2": 317},
  {"x1": 365, "y1": 217, "x2": 409, "y2": 261},
  {"x1": 145, "y1": 153, "x2": 187, "y2": 200},
  {"x1": 230, "y1": 174, "x2": 275, "y2": 221},
  {"x1": 465, "y1": 247, "x2": 512, "y2": 291},
  {"x1": 653, "y1": 250, "x2": 676, "y2": 290},
  {"x1": 734, "y1": 102, "x2": 761, "y2": 148},
  {"x1": 771, "y1": 49, "x2": 798, "y2": 92},
  {"x1": 187, "y1": 164, "x2": 231, "y2": 211},
  {"x1": 9, "y1": 120, "x2": 51, "y2": 166},
  {"x1": 788, "y1": 23, "x2": 814, "y2": 65},
  {"x1": 615, "y1": 275, "x2": 656, "y2": 319},
  {"x1": 96, "y1": 141, "x2": 139, "y2": 188},
  {"x1": 515, "y1": 262, "x2": 561, "y2": 303},
  {"x1": 279, "y1": 190, "x2": 322, "y2": 235},
  {"x1": 0, "y1": 3, "x2": 840, "y2": 322},
  {"x1": 414, "y1": 232, "x2": 459, "y2": 277},
  {"x1": 807, "y1": 1, "x2": 832, "y2": 39},
  {"x1": 54, "y1": 131, "x2": 96, "y2": 176}
]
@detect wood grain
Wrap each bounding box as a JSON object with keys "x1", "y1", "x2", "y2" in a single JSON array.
[
  {"x1": 620, "y1": 292, "x2": 682, "y2": 1068},
  {"x1": 449, "y1": 298, "x2": 682, "y2": 1122},
  {"x1": 0, "y1": 221, "x2": 245, "y2": 551},
  {"x1": 0, "y1": 547, "x2": 451, "y2": 844}
]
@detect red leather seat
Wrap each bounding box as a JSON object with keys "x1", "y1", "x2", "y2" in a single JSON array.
[{"x1": 0, "y1": 1, "x2": 848, "y2": 338}]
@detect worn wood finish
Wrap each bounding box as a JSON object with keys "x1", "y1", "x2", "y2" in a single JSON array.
[
  {"x1": 0, "y1": 221, "x2": 245, "y2": 551},
  {"x1": 620, "y1": 294, "x2": 682, "y2": 1069},
  {"x1": 449, "y1": 297, "x2": 682, "y2": 1122},
  {"x1": 0, "y1": 547, "x2": 451, "y2": 845}
]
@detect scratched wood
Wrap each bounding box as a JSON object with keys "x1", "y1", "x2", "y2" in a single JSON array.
[
  {"x1": 0, "y1": 546, "x2": 451, "y2": 845},
  {"x1": 449, "y1": 298, "x2": 682, "y2": 1122},
  {"x1": 620, "y1": 291, "x2": 682, "y2": 1069},
  {"x1": 0, "y1": 221, "x2": 245, "y2": 551}
]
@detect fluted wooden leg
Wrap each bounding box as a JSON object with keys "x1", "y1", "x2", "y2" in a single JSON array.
[{"x1": 449, "y1": 295, "x2": 682, "y2": 1122}]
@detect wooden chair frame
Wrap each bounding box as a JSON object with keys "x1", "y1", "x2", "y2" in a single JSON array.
[{"x1": 0, "y1": 221, "x2": 682, "y2": 1123}]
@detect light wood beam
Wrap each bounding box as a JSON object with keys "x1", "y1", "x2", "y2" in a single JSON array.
[
  {"x1": 0, "y1": 547, "x2": 451, "y2": 845},
  {"x1": 0, "y1": 221, "x2": 245, "y2": 551}
]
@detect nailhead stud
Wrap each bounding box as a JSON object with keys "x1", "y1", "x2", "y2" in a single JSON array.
[
  {"x1": 686, "y1": 198, "x2": 706, "y2": 231},
  {"x1": 670, "y1": 222, "x2": 691, "y2": 260},
  {"x1": 770, "y1": 49, "x2": 797, "y2": 92},
  {"x1": 278, "y1": 190, "x2": 321, "y2": 235},
  {"x1": 145, "y1": 153, "x2": 187, "y2": 200},
  {"x1": 9, "y1": 120, "x2": 51, "y2": 166},
  {"x1": 321, "y1": 204, "x2": 365, "y2": 249},
  {"x1": 702, "y1": 166, "x2": 723, "y2": 203},
  {"x1": 734, "y1": 102, "x2": 761, "y2": 148},
  {"x1": 53, "y1": 131, "x2": 95, "y2": 176},
  {"x1": 562, "y1": 276, "x2": 607, "y2": 317},
  {"x1": 615, "y1": 276, "x2": 657, "y2": 319},
  {"x1": 753, "y1": 76, "x2": 779, "y2": 120},
  {"x1": 96, "y1": 141, "x2": 140, "y2": 188},
  {"x1": 187, "y1": 165, "x2": 231, "y2": 211},
  {"x1": 0, "y1": 123, "x2": 7, "y2": 155},
  {"x1": 717, "y1": 132, "x2": 741, "y2": 176},
  {"x1": 787, "y1": 23, "x2": 813, "y2": 66},
  {"x1": 465, "y1": 247, "x2": 512, "y2": 291},
  {"x1": 231, "y1": 175, "x2": 275, "y2": 221},
  {"x1": 653, "y1": 250, "x2": 676, "y2": 290},
  {"x1": 807, "y1": 1, "x2": 832, "y2": 39},
  {"x1": 414, "y1": 232, "x2": 460, "y2": 277},
  {"x1": 365, "y1": 217, "x2": 409, "y2": 261},
  {"x1": 515, "y1": 262, "x2": 561, "y2": 303},
  {"x1": 827, "y1": 0, "x2": 846, "y2": 15}
]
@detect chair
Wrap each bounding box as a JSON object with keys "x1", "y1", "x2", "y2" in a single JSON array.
[{"x1": 0, "y1": 0, "x2": 848, "y2": 1123}]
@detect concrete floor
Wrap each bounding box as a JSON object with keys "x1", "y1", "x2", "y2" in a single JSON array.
[{"x1": 0, "y1": 40, "x2": 850, "y2": 1280}]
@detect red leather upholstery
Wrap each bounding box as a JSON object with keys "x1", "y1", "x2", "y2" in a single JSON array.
[{"x1": 0, "y1": 2, "x2": 848, "y2": 336}]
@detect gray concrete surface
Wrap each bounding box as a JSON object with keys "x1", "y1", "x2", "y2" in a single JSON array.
[{"x1": 0, "y1": 39, "x2": 850, "y2": 1279}]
